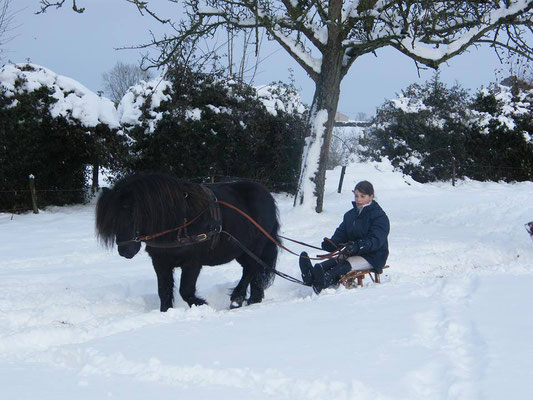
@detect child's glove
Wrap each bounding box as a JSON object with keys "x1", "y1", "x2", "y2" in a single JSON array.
[
  {"x1": 343, "y1": 241, "x2": 359, "y2": 256},
  {"x1": 321, "y1": 238, "x2": 337, "y2": 252}
]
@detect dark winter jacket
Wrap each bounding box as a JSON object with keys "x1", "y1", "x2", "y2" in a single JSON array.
[{"x1": 324, "y1": 201, "x2": 390, "y2": 273}]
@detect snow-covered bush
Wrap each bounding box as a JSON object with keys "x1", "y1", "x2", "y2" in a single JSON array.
[
  {"x1": 469, "y1": 81, "x2": 533, "y2": 181},
  {"x1": 361, "y1": 73, "x2": 533, "y2": 183},
  {"x1": 361, "y1": 73, "x2": 471, "y2": 183},
  {"x1": 0, "y1": 64, "x2": 126, "y2": 211},
  {"x1": 117, "y1": 64, "x2": 308, "y2": 192}
]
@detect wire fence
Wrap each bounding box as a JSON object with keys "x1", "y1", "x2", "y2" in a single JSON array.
[
  {"x1": 0, "y1": 185, "x2": 90, "y2": 214},
  {"x1": 3, "y1": 162, "x2": 530, "y2": 215},
  {"x1": 186, "y1": 174, "x2": 297, "y2": 191},
  {"x1": 0, "y1": 173, "x2": 298, "y2": 215}
]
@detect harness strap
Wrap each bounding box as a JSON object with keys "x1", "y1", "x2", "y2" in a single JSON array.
[
  {"x1": 201, "y1": 185, "x2": 222, "y2": 250},
  {"x1": 144, "y1": 230, "x2": 219, "y2": 248},
  {"x1": 131, "y1": 186, "x2": 221, "y2": 249},
  {"x1": 221, "y1": 230, "x2": 306, "y2": 285},
  {"x1": 278, "y1": 235, "x2": 324, "y2": 251},
  {"x1": 136, "y1": 209, "x2": 208, "y2": 242},
  {"x1": 217, "y1": 200, "x2": 337, "y2": 261}
]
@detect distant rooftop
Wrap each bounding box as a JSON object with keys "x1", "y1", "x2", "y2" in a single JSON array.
[{"x1": 335, "y1": 112, "x2": 350, "y2": 122}]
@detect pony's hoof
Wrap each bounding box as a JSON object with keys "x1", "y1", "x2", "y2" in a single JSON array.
[
  {"x1": 246, "y1": 296, "x2": 263, "y2": 305},
  {"x1": 186, "y1": 297, "x2": 207, "y2": 307},
  {"x1": 230, "y1": 297, "x2": 244, "y2": 309}
]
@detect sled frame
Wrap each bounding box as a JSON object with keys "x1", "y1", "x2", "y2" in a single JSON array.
[{"x1": 340, "y1": 265, "x2": 389, "y2": 289}]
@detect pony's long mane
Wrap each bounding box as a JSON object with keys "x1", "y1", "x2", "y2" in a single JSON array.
[{"x1": 96, "y1": 173, "x2": 210, "y2": 248}]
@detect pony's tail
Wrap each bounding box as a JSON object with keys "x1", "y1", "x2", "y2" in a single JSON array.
[{"x1": 257, "y1": 218, "x2": 280, "y2": 289}]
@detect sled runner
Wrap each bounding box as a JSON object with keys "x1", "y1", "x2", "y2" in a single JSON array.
[{"x1": 340, "y1": 265, "x2": 389, "y2": 289}]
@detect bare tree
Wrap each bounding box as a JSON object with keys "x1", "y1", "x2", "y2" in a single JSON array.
[
  {"x1": 102, "y1": 62, "x2": 153, "y2": 104},
  {"x1": 228, "y1": 27, "x2": 266, "y2": 83},
  {"x1": 40, "y1": 1, "x2": 533, "y2": 212},
  {"x1": 0, "y1": 0, "x2": 17, "y2": 60},
  {"x1": 504, "y1": 56, "x2": 533, "y2": 86}
]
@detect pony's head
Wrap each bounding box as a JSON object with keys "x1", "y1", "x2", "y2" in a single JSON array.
[
  {"x1": 95, "y1": 173, "x2": 209, "y2": 259},
  {"x1": 95, "y1": 183, "x2": 142, "y2": 259}
]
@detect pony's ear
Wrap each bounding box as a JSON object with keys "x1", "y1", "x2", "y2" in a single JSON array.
[{"x1": 184, "y1": 192, "x2": 189, "y2": 198}]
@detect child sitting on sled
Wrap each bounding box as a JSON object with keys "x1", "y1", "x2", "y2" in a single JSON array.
[{"x1": 299, "y1": 180, "x2": 390, "y2": 294}]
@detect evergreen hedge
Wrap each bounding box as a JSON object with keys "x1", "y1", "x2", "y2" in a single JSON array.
[
  {"x1": 119, "y1": 65, "x2": 308, "y2": 193},
  {"x1": 361, "y1": 74, "x2": 533, "y2": 183},
  {"x1": 0, "y1": 64, "x2": 125, "y2": 212}
]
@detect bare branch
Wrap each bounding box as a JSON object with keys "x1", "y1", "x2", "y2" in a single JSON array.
[
  {"x1": 124, "y1": 0, "x2": 170, "y2": 24},
  {"x1": 0, "y1": 0, "x2": 21, "y2": 59},
  {"x1": 38, "y1": 0, "x2": 84, "y2": 14}
]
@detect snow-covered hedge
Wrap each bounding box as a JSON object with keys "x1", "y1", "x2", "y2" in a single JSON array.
[
  {"x1": 472, "y1": 83, "x2": 533, "y2": 136},
  {"x1": 117, "y1": 65, "x2": 308, "y2": 192},
  {"x1": 0, "y1": 63, "x2": 120, "y2": 128},
  {"x1": 117, "y1": 76, "x2": 307, "y2": 133},
  {"x1": 0, "y1": 64, "x2": 126, "y2": 211},
  {"x1": 361, "y1": 74, "x2": 533, "y2": 183},
  {"x1": 0, "y1": 62, "x2": 308, "y2": 212},
  {"x1": 360, "y1": 75, "x2": 471, "y2": 182},
  {"x1": 469, "y1": 82, "x2": 533, "y2": 181}
]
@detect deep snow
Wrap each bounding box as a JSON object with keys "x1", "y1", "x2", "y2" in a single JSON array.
[{"x1": 1, "y1": 161, "x2": 532, "y2": 399}]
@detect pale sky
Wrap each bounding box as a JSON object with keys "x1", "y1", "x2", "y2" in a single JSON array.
[{"x1": 6, "y1": 0, "x2": 510, "y2": 118}]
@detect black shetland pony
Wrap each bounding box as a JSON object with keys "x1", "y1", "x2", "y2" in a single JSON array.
[{"x1": 95, "y1": 172, "x2": 280, "y2": 311}]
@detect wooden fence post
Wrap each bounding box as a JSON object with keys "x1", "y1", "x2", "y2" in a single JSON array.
[
  {"x1": 448, "y1": 147, "x2": 456, "y2": 187},
  {"x1": 28, "y1": 174, "x2": 38, "y2": 214},
  {"x1": 451, "y1": 157, "x2": 456, "y2": 187},
  {"x1": 337, "y1": 165, "x2": 346, "y2": 193}
]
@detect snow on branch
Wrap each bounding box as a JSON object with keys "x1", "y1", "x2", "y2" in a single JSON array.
[
  {"x1": 195, "y1": 1, "x2": 326, "y2": 80},
  {"x1": 394, "y1": 1, "x2": 533, "y2": 66},
  {"x1": 197, "y1": 6, "x2": 224, "y2": 16},
  {"x1": 268, "y1": 22, "x2": 322, "y2": 77},
  {"x1": 341, "y1": 1, "x2": 533, "y2": 70}
]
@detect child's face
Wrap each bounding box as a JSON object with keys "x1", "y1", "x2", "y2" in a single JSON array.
[{"x1": 353, "y1": 190, "x2": 374, "y2": 208}]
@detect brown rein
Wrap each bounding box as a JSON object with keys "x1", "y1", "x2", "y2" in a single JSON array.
[
  {"x1": 134, "y1": 207, "x2": 209, "y2": 242},
  {"x1": 129, "y1": 199, "x2": 342, "y2": 261},
  {"x1": 115, "y1": 191, "x2": 350, "y2": 286},
  {"x1": 216, "y1": 200, "x2": 342, "y2": 261}
]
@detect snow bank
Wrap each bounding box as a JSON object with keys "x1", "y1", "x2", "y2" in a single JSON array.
[
  {"x1": 2, "y1": 161, "x2": 533, "y2": 399},
  {"x1": 3, "y1": 53, "x2": 533, "y2": 395}
]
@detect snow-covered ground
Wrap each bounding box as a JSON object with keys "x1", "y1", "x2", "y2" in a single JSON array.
[{"x1": 1, "y1": 161, "x2": 532, "y2": 399}]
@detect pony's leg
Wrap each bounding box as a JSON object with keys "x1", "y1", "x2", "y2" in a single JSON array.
[
  {"x1": 179, "y1": 264, "x2": 207, "y2": 307},
  {"x1": 248, "y1": 274, "x2": 265, "y2": 305},
  {"x1": 152, "y1": 257, "x2": 175, "y2": 312},
  {"x1": 230, "y1": 255, "x2": 255, "y2": 309},
  {"x1": 248, "y1": 240, "x2": 278, "y2": 305}
]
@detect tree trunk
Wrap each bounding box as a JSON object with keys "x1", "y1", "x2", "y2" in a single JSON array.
[{"x1": 294, "y1": 52, "x2": 343, "y2": 213}]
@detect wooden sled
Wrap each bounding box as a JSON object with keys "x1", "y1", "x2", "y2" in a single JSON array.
[{"x1": 339, "y1": 265, "x2": 389, "y2": 289}]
